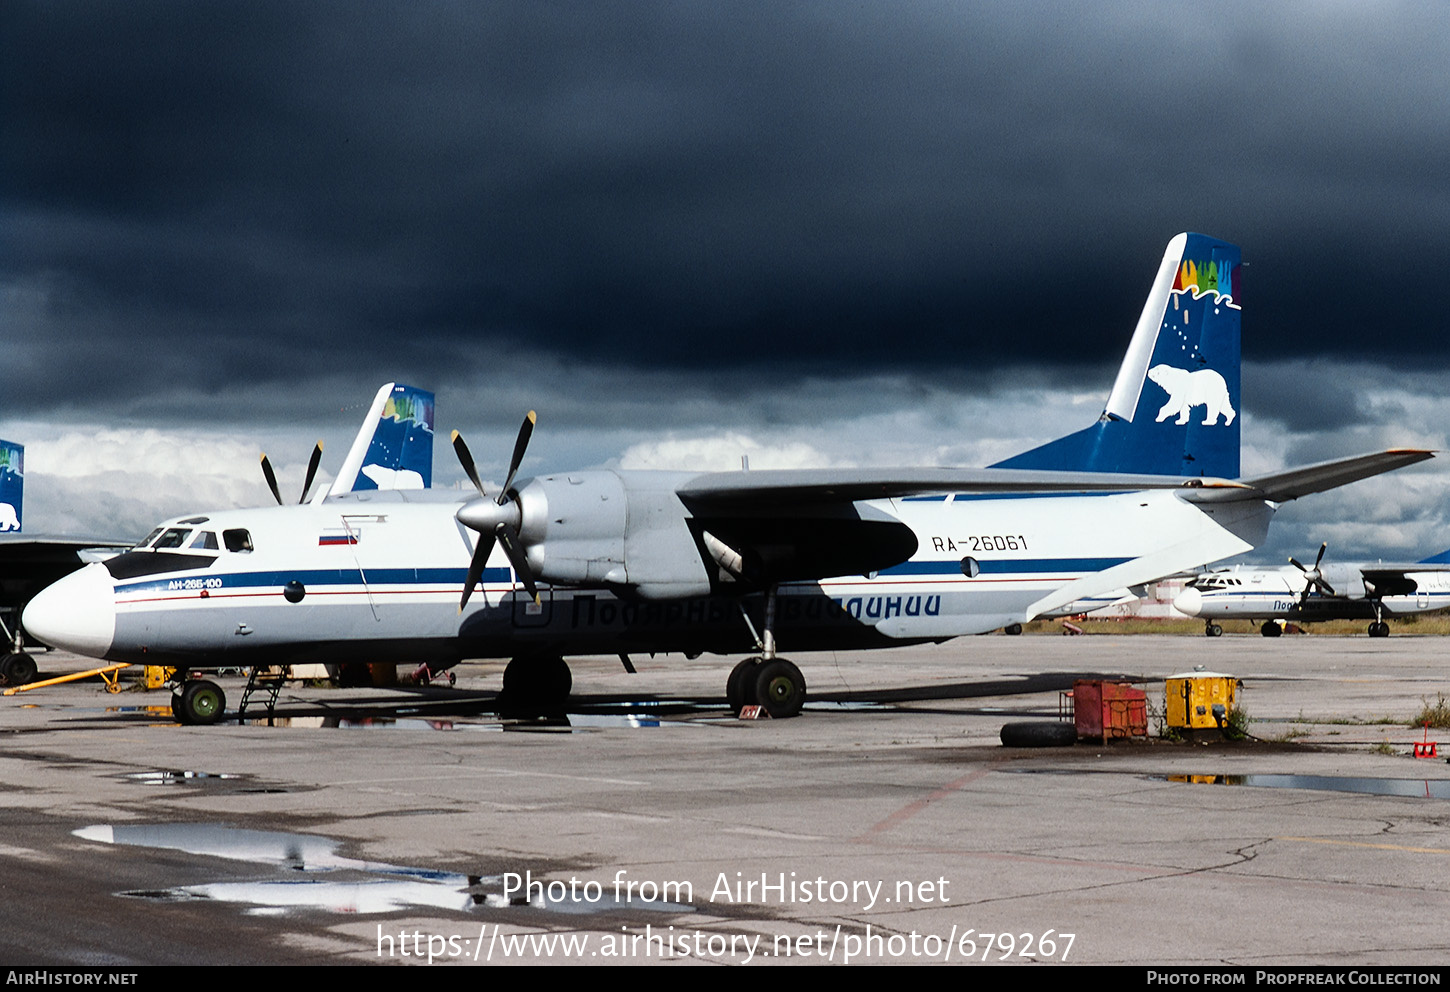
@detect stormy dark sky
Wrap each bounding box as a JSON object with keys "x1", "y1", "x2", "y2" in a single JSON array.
[{"x1": 3, "y1": 2, "x2": 1448, "y2": 562}]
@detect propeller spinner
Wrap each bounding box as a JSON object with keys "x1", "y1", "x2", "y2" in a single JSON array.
[
  {"x1": 260, "y1": 442, "x2": 324, "y2": 505},
  {"x1": 1289, "y1": 542, "x2": 1336, "y2": 602},
  {"x1": 453, "y1": 412, "x2": 539, "y2": 610}
]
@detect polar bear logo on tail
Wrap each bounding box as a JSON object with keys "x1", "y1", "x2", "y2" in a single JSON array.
[
  {"x1": 1147, "y1": 364, "x2": 1236, "y2": 426},
  {"x1": 0, "y1": 503, "x2": 17, "y2": 532}
]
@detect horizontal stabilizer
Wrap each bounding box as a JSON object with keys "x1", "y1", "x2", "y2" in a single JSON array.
[{"x1": 1178, "y1": 449, "x2": 1434, "y2": 504}]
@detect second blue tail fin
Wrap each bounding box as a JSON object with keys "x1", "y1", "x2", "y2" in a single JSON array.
[
  {"x1": 0, "y1": 440, "x2": 21, "y2": 532},
  {"x1": 329, "y1": 383, "x2": 435, "y2": 495},
  {"x1": 992, "y1": 232, "x2": 1241, "y2": 478}
]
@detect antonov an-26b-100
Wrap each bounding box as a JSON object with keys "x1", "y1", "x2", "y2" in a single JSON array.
[{"x1": 21, "y1": 234, "x2": 1431, "y2": 724}]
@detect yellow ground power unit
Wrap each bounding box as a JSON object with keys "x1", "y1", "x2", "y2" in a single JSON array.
[{"x1": 1166, "y1": 670, "x2": 1239, "y2": 731}]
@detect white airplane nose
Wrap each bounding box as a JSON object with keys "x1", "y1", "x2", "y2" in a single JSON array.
[
  {"x1": 1173, "y1": 587, "x2": 1204, "y2": 617},
  {"x1": 23, "y1": 562, "x2": 116, "y2": 658}
]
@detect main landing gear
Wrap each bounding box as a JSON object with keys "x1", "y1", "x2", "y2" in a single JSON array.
[
  {"x1": 0, "y1": 612, "x2": 37, "y2": 686},
  {"x1": 499, "y1": 654, "x2": 572, "y2": 717},
  {"x1": 1, "y1": 652, "x2": 37, "y2": 686},
  {"x1": 1259, "y1": 621, "x2": 1282, "y2": 637},
  {"x1": 727, "y1": 587, "x2": 807, "y2": 719}
]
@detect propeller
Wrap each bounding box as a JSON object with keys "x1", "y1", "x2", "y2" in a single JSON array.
[
  {"x1": 1289, "y1": 542, "x2": 1336, "y2": 602},
  {"x1": 260, "y1": 442, "x2": 324, "y2": 505},
  {"x1": 453, "y1": 412, "x2": 539, "y2": 610}
]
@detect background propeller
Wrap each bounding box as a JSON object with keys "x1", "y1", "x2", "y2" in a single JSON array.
[
  {"x1": 453, "y1": 412, "x2": 539, "y2": 610},
  {"x1": 1289, "y1": 542, "x2": 1336, "y2": 602},
  {"x1": 260, "y1": 442, "x2": 324, "y2": 505}
]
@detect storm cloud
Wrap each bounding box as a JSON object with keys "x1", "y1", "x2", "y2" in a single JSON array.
[{"x1": 3, "y1": 2, "x2": 1449, "y2": 562}]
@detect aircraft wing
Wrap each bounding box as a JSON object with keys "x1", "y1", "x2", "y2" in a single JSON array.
[
  {"x1": 677, "y1": 467, "x2": 1247, "y2": 504},
  {"x1": 675, "y1": 468, "x2": 1247, "y2": 589},
  {"x1": 1356, "y1": 563, "x2": 1450, "y2": 598}
]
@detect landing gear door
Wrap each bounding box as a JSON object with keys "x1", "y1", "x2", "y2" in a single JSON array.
[{"x1": 512, "y1": 585, "x2": 552, "y2": 628}]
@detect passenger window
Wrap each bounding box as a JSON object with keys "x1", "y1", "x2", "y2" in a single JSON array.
[
  {"x1": 189, "y1": 531, "x2": 219, "y2": 550},
  {"x1": 223, "y1": 529, "x2": 254, "y2": 553},
  {"x1": 153, "y1": 528, "x2": 193, "y2": 549}
]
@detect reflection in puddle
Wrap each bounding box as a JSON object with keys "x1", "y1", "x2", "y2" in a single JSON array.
[
  {"x1": 244, "y1": 713, "x2": 679, "y2": 731},
  {"x1": 74, "y1": 823, "x2": 695, "y2": 917},
  {"x1": 126, "y1": 771, "x2": 242, "y2": 786},
  {"x1": 1166, "y1": 774, "x2": 1450, "y2": 799}
]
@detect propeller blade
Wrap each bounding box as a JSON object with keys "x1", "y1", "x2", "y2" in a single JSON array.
[
  {"x1": 496, "y1": 523, "x2": 540, "y2": 604},
  {"x1": 1288, "y1": 557, "x2": 1307, "y2": 572},
  {"x1": 451, "y1": 430, "x2": 488, "y2": 499},
  {"x1": 1313, "y1": 542, "x2": 1327, "y2": 570},
  {"x1": 498, "y1": 411, "x2": 536, "y2": 504},
  {"x1": 299, "y1": 441, "x2": 323, "y2": 503},
  {"x1": 260, "y1": 454, "x2": 283, "y2": 505},
  {"x1": 1318, "y1": 579, "x2": 1336, "y2": 597},
  {"x1": 460, "y1": 531, "x2": 496, "y2": 612}
]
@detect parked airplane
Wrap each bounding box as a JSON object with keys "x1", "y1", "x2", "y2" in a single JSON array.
[
  {"x1": 0, "y1": 438, "x2": 130, "y2": 685},
  {"x1": 1174, "y1": 543, "x2": 1450, "y2": 637},
  {"x1": 21, "y1": 234, "x2": 1432, "y2": 723}
]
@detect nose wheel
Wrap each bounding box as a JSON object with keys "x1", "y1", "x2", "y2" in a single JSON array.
[
  {"x1": 171, "y1": 678, "x2": 227, "y2": 725},
  {"x1": 1203, "y1": 623, "x2": 1223, "y2": 638}
]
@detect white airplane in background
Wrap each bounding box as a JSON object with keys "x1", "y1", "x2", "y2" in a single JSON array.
[
  {"x1": 22, "y1": 233, "x2": 1432, "y2": 724},
  {"x1": 1174, "y1": 543, "x2": 1450, "y2": 638}
]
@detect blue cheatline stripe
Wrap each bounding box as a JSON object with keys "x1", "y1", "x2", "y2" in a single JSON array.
[
  {"x1": 117, "y1": 565, "x2": 514, "y2": 595},
  {"x1": 881, "y1": 557, "x2": 1132, "y2": 576},
  {"x1": 948, "y1": 491, "x2": 1129, "y2": 503}
]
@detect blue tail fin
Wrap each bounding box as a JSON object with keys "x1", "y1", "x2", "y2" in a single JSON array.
[
  {"x1": 991, "y1": 233, "x2": 1241, "y2": 478},
  {"x1": 328, "y1": 383, "x2": 435, "y2": 495},
  {"x1": 0, "y1": 440, "x2": 20, "y2": 532},
  {"x1": 1418, "y1": 549, "x2": 1450, "y2": 565}
]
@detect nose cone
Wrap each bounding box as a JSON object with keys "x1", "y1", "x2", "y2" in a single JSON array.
[
  {"x1": 23, "y1": 562, "x2": 116, "y2": 658},
  {"x1": 1173, "y1": 586, "x2": 1204, "y2": 617}
]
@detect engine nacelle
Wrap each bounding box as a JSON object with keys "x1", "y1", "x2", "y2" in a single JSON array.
[{"x1": 516, "y1": 470, "x2": 714, "y2": 598}]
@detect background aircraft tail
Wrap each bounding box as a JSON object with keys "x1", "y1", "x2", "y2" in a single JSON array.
[
  {"x1": 992, "y1": 232, "x2": 1241, "y2": 478},
  {"x1": 0, "y1": 440, "x2": 21, "y2": 532},
  {"x1": 328, "y1": 383, "x2": 435, "y2": 496}
]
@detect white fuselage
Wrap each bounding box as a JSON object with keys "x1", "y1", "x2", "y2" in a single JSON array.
[{"x1": 24, "y1": 472, "x2": 1273, "y2": 667}]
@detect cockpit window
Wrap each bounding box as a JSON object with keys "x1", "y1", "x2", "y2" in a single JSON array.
[
  {"x1": 189, "y1": 531, "x2": 219, "y2": 551},
  {"x1": 152, "y1": 528, "x2": 193, "y2": 549},
  {"x1": 135, "y1": 527, "x2": 164, "y2": 549},
  {"x1": 223, "y1": 528, "x2": 254, "y2": 553}
]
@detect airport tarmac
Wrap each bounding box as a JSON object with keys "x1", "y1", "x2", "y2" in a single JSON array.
[{"x1": 1, "y1": 634, "x2": 1449, "y2": 967}]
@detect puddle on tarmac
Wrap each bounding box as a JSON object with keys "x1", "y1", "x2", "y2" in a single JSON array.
[
  {"x1": 1165, "y1": 773, "x2": 1450, "y2": 799},
  {"x1": 242, "y1": 713, "x2": 680, "y2": 731},
  {"x1": 74, "y1": 823, "x2": 694, "y2": 916}
]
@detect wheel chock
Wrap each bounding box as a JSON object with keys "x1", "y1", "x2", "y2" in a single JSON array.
[
  {"x1": 737, "y1": 705, "x2": 770, "y2": 720},
  {"x1": 1414, "y1": 723, "x2": 1439, "y2": 759}
]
